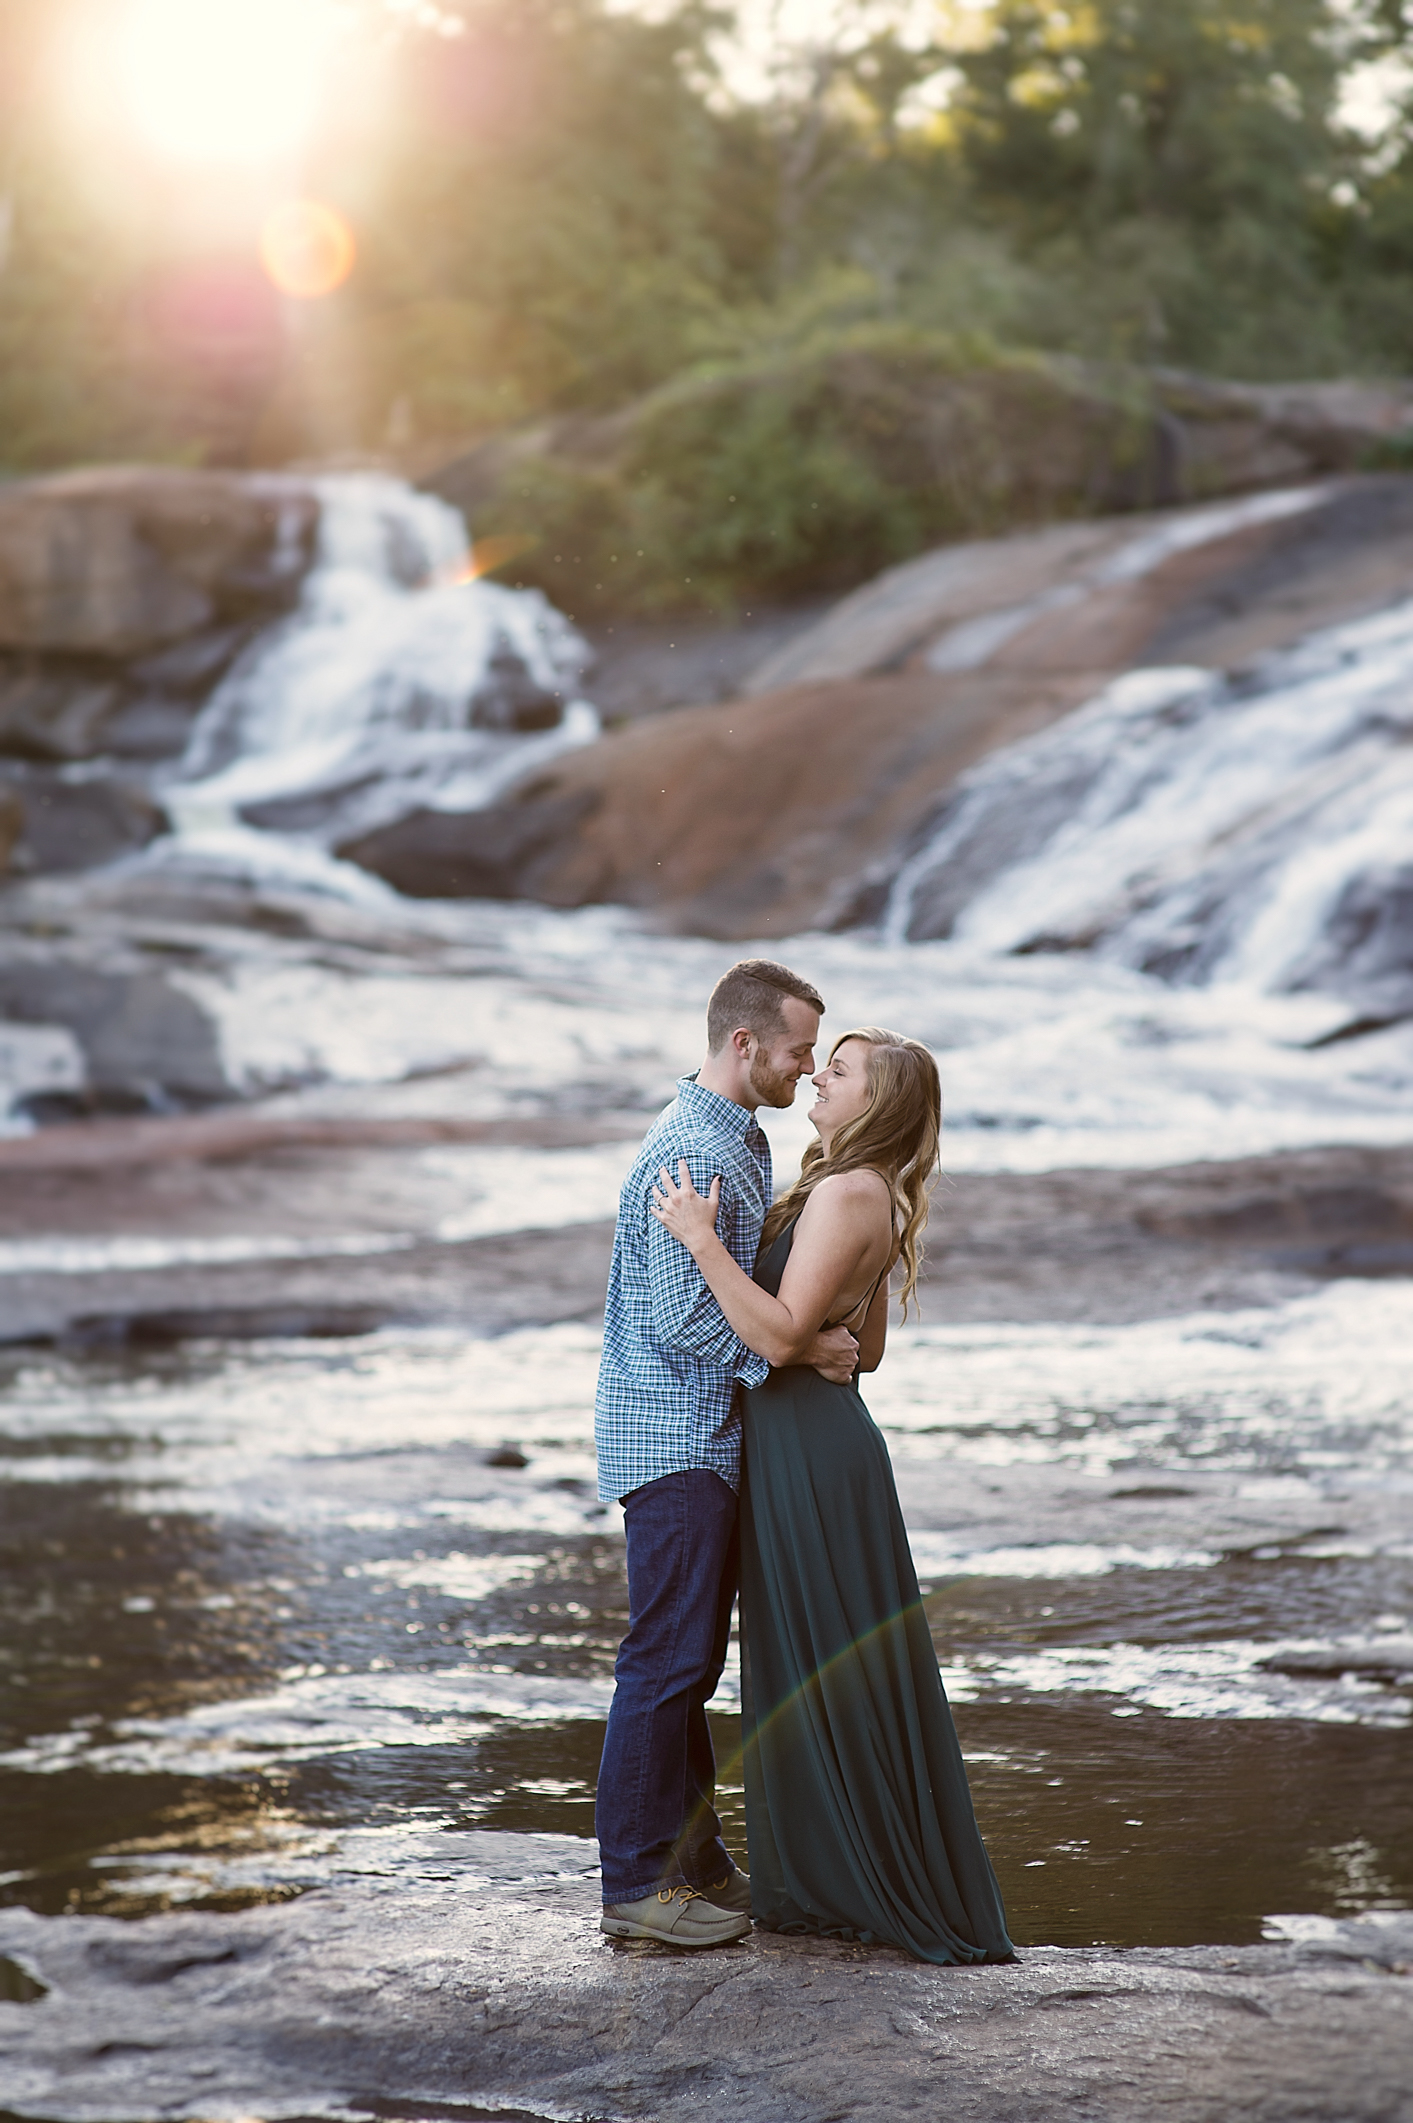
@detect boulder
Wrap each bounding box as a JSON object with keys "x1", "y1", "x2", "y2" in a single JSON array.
[
  {"x1": 0, "y1": 656, "x2": 126, "y2": 761},
  {"x1": 0, "y1": 960, "x2": 231, "y2": 1111},
  {"x1": 1286, "y1": 860, "x2": 1413, "y2": 1028},
  {"x1": 580, "y1": 603, "x2": 832, "y2": 721},
  {"x1": 0, "y1": 626, "x2": 258, "y2": 767},
  {"x1": 1160, "y1": 370, "x2": 1413, "y2": 492},
  {"x1": 337, "y1": 786, "x2": 600, "y2": 899},
  {"x1": 746, "y1": 473, "x2": 1413, "y2": 696},
  {"x1": 0, "y1": 767, "x2": 164, "y2": 877},
  {"x1": 0, "y1": 467, "x2": 316, "y2": 658},
  {"x1": 499, "y1": 666, "x2": 1105, "y2": 936}
]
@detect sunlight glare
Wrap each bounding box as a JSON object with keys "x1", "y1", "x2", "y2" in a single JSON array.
[
  {"x1": 443, "y1": 534, "x2": 539, "y2": 584},
  {"x1": 260, "y1": 200, "x2": 357, "y2": 299},
  {"x1": 118, "y1": 0, "x2": 335, "y2": 164}
]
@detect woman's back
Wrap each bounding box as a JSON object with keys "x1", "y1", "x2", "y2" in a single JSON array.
[{"x1": 767, "y1": 1164, "x2": 895, "y2": 1349}]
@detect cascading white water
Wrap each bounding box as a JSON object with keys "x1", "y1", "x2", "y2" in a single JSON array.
[
  {"x1": 883, "y1": 601, "x2": 1413, "y2": 1022},
  {"x1": 164, "y1": 473, "x2": 597, "y2": 858}
]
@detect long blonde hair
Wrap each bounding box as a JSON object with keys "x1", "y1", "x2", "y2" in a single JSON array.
[{"x1": 760, "y1": 1026, "x2": 942, "y2": 1317}]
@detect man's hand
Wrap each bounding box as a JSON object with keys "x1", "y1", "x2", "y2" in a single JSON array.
[{"x1": 805, "y1": 1322, "x2": 858, "y2": 1384}]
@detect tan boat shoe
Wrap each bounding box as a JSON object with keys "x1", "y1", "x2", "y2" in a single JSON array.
[
  {"x1": 696, "y1": 1868, "x2": 752, "y2": 1916},
  {"x1": 601, "y1": 1882, "x2": 751, "y2": 1947}
]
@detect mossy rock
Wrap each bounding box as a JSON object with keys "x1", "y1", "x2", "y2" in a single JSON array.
[{"x1": 430, "y1": 326, "x2": 1168, "y2": 617}]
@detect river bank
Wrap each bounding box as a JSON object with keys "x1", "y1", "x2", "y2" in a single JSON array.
[{"x1": 3, "y1": 1844, "x2": 1411, "y2": 2123}]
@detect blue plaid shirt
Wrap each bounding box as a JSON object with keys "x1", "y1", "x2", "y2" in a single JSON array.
[{"x1": 594, "y1": 1075, "x2": 772, "y2": 1502}]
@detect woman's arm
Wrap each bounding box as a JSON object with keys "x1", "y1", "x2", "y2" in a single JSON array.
[
  {"x1": 854, "y1": 1267, "x2": 894, "y2": 1374},
  {"x1": 650, "y1": 1162, "x2": 889, "y2": 1368}
]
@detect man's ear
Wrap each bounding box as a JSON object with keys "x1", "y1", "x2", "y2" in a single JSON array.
[{"x1": 732, "y1": 1026, "x2": 753, "y2": 1060}]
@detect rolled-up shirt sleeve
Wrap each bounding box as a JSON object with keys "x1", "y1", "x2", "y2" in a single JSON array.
[{"x1": 644, "y1": 1148, "x2": 770, "y2": 1386}]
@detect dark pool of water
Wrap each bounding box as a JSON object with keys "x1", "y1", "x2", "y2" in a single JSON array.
[{"x1": 1, "y1": 1331, "x2": 1408, "y2": 1949}]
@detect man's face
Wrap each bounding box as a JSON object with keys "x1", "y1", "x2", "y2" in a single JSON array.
[{"x1": 746, "y1": 996, "x2": 822, "y2": 1110}]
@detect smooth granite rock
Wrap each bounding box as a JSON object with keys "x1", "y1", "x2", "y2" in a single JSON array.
[
  {"x1": 337, "y1": 786, "x2": 602, "y2": 900},
  {"x1": 0, "y1": 956, "x2": 231, "y2": 1112},
  {"x1": 0, "y1": 626, "x2": 260, "y2": 768},
  {"x1": 0, "y1": 767, "x2": 165, "y2": 877},
  {"x1": 0, "y1": 468, "x2": 316, "y2": 658},
  {"x1": 0, "y1": 1832, "x2": 1409, "y2": 2123},
  {"x1": 466, "y1": 475, "x2": 1413, "y2": 938},
  {"x1": 0, "y1": 655, "x2": 127, "y2": 763}
]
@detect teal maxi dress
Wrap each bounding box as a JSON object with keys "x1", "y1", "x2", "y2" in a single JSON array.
[{"x1": 738, "y1": 1219, "x2": 1014, "y2": 1964}]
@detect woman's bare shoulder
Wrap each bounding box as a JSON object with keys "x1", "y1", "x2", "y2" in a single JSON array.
[{"x1": 798, "y1": 1168, "x2": 893, "y2": 1216}]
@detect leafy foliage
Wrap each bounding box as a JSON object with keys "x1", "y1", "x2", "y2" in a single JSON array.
[
  {"x1": 937, "y1": 0, "x2": 1369, "y2": 371},
  {"x1": 3, "y1": 0, "x2": 1413, "y2": 610},
  {"x1": 456, "y1": 324, "x2": 1165, "y2": 614}
]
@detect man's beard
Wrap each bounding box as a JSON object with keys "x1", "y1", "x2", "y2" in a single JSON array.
[{"x1": 748, "y1": 1049, "x2": 798, "y2": 1110}]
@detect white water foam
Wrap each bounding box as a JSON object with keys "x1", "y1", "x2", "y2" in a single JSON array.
[
  {"x1": 163, "y1": 473, "x2": 598, "y2": 857},
  {"x1": 2, "y1": 1277, "x2": 1409, "y2": 1786},
  {"x1": 131, "y1": 902, "x2": 1413, "y2": 1176},
  {"x1": 0, "y1": 1320, "x2": 606, "y2": 1498},
  {"x1": 947, "y1": 1635, "x2": 1412, "y2": 1726},
  {"x1": 870, "y1": 1280, "x2": 1413, "y2": 1475},
  {"x1": 0, "y1": 1664, "x2": 616, "y2": 1779},
  {"x1": 888, "y1": 602, "x2": 1413, "y2": 1031},
  {"x1": 177, "y1": 950, "x2": 702, "y2": 1110},
  {"x1": 908, "y1": 1536, "x2": 1219, "y2": 1579},
  {"x1": 0, "y1": 1022, "x2": 84, "y2": 1135},
  {"x1": 356, "y1": 1553, "x2": 548, "y2": 1602},
  {"x1": 4, "y1": 1265, "x2": 1404, "y2": 1505}
]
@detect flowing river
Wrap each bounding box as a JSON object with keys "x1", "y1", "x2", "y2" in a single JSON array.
[{"x1": 1, "y1": 479, "x2": 1410, "y2": 1955}]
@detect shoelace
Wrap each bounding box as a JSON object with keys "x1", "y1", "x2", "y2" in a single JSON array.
[{"x1": 656, "y1": 1884, "x2": 705, "y2": 1906}]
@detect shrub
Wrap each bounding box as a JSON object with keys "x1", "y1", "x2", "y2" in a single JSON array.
[{"x1": 461, "y1": 323, "x2": 1163, "y2": 616}]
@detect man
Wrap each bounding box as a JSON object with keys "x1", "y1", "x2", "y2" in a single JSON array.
[{"x1": 594, "y1": 958, "x2": 860, "y2": 1947}]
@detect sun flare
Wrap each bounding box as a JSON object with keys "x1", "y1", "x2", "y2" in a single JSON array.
[
  {"x1": 117, "y1": 0, "x2": 335, "y2": 165},
  {"x1": 260, "y1": 199, "x2": 357, "y2": 299}
]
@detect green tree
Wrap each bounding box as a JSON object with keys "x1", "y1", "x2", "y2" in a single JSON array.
[
  {"x1": 353, "y1": 0, "x2": 745, "y2": 433},
  {"x1": 940, "y1": 0, "x2": 1367, "y2": 369}
]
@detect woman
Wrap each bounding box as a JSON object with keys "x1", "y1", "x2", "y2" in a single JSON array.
[{"x1": 650, "y1": 1026, "x2": 1013, "y2": 1965}]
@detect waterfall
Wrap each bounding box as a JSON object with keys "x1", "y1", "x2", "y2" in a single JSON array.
[
  {"x1": 163, "y1": 473, "x2": 597, "y2": 857},
  {"x1": 882, "y1": 601, "x2": 1413, "y2": 1024}
]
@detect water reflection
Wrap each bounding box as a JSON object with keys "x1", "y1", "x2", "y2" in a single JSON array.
[{"x1": 1, "y1": 1310, "x2": 1409, "y2": 1945}]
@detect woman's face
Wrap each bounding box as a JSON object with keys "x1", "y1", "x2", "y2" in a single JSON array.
[{"x1": 809, "y1": 1039, "x2": 874, "y2": 1140}]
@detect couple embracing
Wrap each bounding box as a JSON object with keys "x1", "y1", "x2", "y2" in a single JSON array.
[{"x1": 593, "y1": 958, "x2": 1013, "y2": 1964}]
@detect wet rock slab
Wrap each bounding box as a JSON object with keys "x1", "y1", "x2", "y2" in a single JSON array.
[
  {"x1": 0, "y1": 1220, "x2": 619, "y2": 1346},
  {"x1": 2, "y1": 1134, "x2": 1408, "y2": 1347},
  {"x1": 0, "y1": 1832, "x2": 1410, "y2": 2123}
]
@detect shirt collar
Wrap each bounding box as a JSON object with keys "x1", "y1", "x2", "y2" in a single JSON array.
[{"x1": 677, "y1": 1072, "x2": 766, "y2": 1141}]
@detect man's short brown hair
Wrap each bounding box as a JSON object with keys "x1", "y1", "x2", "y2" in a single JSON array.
[{"x1": 706, "y1": 959, "x2": 825, "y2": 1054}]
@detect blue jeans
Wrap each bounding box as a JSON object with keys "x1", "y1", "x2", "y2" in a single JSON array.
[{"x1": 595, "y1": 1469, "x2": 740, "y2": 1905}]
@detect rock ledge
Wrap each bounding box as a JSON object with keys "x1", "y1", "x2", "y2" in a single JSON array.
[{"x1": 1, "y1": 1831, "x2": 1409, "y2": 2123}]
